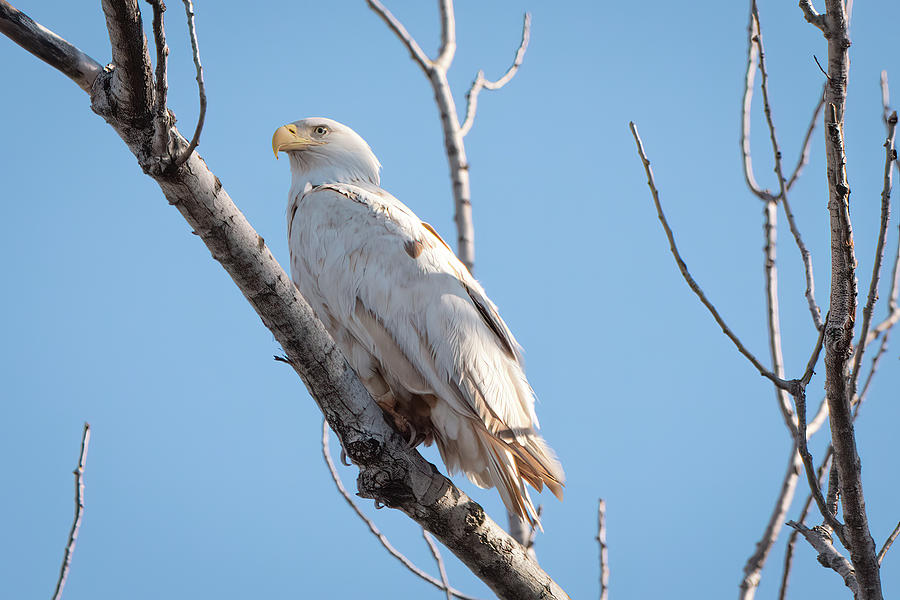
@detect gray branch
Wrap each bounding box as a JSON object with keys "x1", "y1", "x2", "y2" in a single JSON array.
[
  {"x1": 806, "y1": 0, "x2": 884, "y2": 594},
  {"x1": 786, "y1": 521, "x2": 859, "y2": 595},
  {"x1": 0, "y1": 1, "x2": 101, "y2": 92},
  {"x1": 0, "y1": 4, "x2": 566, "y2": 599}
]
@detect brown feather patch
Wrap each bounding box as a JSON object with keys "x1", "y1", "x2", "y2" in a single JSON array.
[
  {"x1": 404, "y1": 239, "x2": 425, "y2": 259},
  {"x1": 421, "y1": 222, "x2": 452, "y2": 252}
]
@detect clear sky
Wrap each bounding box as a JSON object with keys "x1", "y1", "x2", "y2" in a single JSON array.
[{"x1": 1, "y1": 1, "x2": 898, "y2": 599}]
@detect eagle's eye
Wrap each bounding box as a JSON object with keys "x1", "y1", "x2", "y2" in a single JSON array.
[{"x1": 313, "y1": 126, "x2": 329, "y2": 137}]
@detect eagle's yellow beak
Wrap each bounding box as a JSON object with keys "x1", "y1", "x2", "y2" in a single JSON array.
[{"x1": 272, "y1": 124, "x2": 316, "y2": 159}]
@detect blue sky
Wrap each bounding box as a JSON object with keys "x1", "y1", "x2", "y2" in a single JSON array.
[{"x1": 1, "y1": 1, "x2": 898, "y2": 598}]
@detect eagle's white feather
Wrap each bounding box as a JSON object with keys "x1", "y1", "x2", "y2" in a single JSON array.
[{"x1": 274, "y1": 118, "x2": 564, "y2": 524}]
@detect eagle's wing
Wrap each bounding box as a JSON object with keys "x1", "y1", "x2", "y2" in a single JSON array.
[{"x1": 288, "y1": 182, "x2": 563, "y2": 523}]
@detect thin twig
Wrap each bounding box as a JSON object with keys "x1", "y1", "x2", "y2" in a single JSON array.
[
  {"x1": 174, "y1": 0, "x2": 206, "y2": 166},
  {"x1": 849, "y1": 112, "x2": 897, "y2": 397},
  {"x1": 752, "y1": 0, "x2": 823, "y2": 330},
  {"x1": 597, "y1": 499, "x2": 609, "y2": 600},
  {"x1": 320, "y1": 420, "x2": 480, "y2": 600},
  {"x1": 794, "y1": 386, "x2": 847, "y2": 542},
  {"x1": 739, "y1": 4, "x2": 775, "y2": 202},
  {"x1": 460, "y1": 13, "x2": 530, "y2": 137},
  {"x1": 741, "y1": 449, "x2": 801, "y2": 600},
  {"x1": 778, "y1": 444, "x2": 832, "y2": 600},
  {"x1": 877, "y1": 521, "x2": 900, "y2": 565},
  {"x1": 52, "y1": 423, "x2": 91, "y2": 600},
  {"x1": 629, "y1": 121, "x2": 794, "y2": 392},
  {"x1": 786, "y1": 89, "x2": 825, "y2": 191},
  {"x1": 422, "y1": 530, "x2": 453, "y2": 600},
  {"x1": 762, "y1": 198, "x2": 800, "y2": 436}
]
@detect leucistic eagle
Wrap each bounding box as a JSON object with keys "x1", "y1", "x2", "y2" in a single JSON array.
[{"x1": 272, "y1": 118, "x2": 564, "y2": 524}]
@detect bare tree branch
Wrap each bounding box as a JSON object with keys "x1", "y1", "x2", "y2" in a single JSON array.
[
  {"x1": 460, "y1": 14, "x2": 531, "y2": 138},
  {"x1": 740, "y1": 449, "x2": 802, "y2": 600},
  {"x1": 174, "y1": 0, "x2": 205, "y2": 166},
  {"x1": 799, "y1": 0, "x2": 826, "y2": 31},
  {"x1": 100, "y1": 0, "x2": 154, "y2": 127},
  {"x1": 849, "y1": 112, "x2": 896, "y2": 397},
  {"x1": 367, "y1": 0, "x2": 431, "y2": 73},
  {"x1": 740, "y1": 5, "x2": 775, "y2": 202},
  {"x1": 786, "y1": 521, "x2": 859, "y2": 595},
  {"x1": 877, "y1": 521, "x2": 900, "y2": 565},
  {"x1": 630, "y1": 121, "x2": 797, "y2": 393},
  {"x1": 422, "y1": 529, "x2": 454, "y2": 600},
  {"x1": 881, "y1": 71, "x2": 900, "y2": 174},
  {"x1": 794, "y1": 385, "x2": 847, "y2": 542},
  {"x1": 147, "y1": 0, "x2": 170, "y2": 163},
  {"x1": 805, "y1": 0, "x2": 884, "y2": 592},
  {"x1": 52, "y1": 423, "x2": 91, "y2": 600},
  {"x1": 0, "y1": 6, "x2": 566, "y2": 599},
  {"x1": 0, "y1": 1, "x2": 101, "y2": 92},
  {"x1": 321, "y1": 420, "x2": 479, "y2": 600},
  {"x1": 435, "y1": 0, "x2": 455, "y2": 70},
  {"x1": 596, "y1": 499, "x2": 609, "y2": 600},
  {"x1": 785, "y1": 90, "x2": 825, "y2": 191},
  {"x1": 368, "y1": 1, "x2": 528, "y2": 274},
  {"x1": 750, "y1": 0, "x2": 823, "y2": 330},
  {"x1": 762, "y1": 198, "x2": 799, "y2": 433}
]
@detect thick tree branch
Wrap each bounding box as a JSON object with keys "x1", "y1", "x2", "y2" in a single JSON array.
[
  {"x1": 0, "y1": 6, "x2": 566, "y2": 599},
  {"x1": 100, "y1": 0, "x2": 154, "y2": 127},
  {"x1": 0, "y1": 1, "x2": 102, "y2": 92},
  {"x1": 52, "y1": 423, "x2": 91, "y2": 600},
  {"x1": 807, "y1": 0, "x2": 884, "y2": 594}
]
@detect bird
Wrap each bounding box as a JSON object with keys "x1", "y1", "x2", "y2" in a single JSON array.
[{"x1": 272, "y1": 117, "x2": 563, "y2": 525}]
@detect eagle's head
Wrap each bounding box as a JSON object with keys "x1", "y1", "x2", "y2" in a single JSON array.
[{"x1": 272, "y1": 118, "x2": 381, "y2": 187}]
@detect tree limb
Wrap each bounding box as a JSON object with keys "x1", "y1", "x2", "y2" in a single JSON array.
[
  {"x1": 786, "y1": 521, "x2": 859, "y2": 595},
  {"x1": 100, "y1": 0, "x2": 154, "y2": 127},
  {"x1": 0, "y1": 1, "x2": 102, "y2": 93},
  {"x1": 0, "y1": 5, "x2": 566, "y2": 599},
  {"x1": 808, "y1": 0, "x2": 884, "y2": 594}
]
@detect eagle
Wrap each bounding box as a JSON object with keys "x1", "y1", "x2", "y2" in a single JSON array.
[{"x1": 272, "y1": 118, "x2": 563, "y2": 525}]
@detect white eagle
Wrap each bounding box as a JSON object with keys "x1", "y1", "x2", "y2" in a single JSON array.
[{"x1": 273, "y1": 118, "x2": 563, "y2": 525}]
